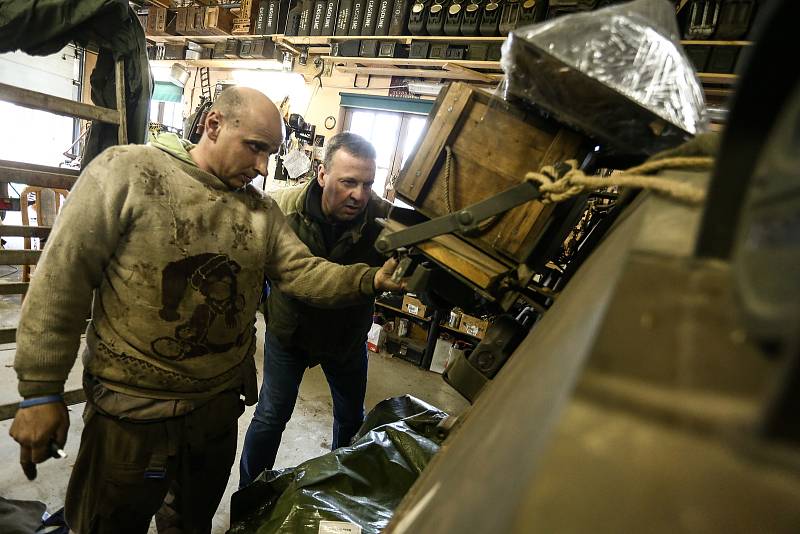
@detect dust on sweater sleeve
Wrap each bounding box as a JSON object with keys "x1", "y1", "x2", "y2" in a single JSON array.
[
  {"x1": 14, "y1": 148, "x2": 131, "y2": 397},
  {"x1": 263, "y1": 205, "x2": 379, "y2": 308}
]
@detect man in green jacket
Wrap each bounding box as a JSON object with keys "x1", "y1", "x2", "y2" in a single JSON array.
[
  {"x1": 8, "y1": 88, "x2": 401, "y2": 533},
  {"x1": 239, "y1": 132, "x2": 391, "y2": 486}
]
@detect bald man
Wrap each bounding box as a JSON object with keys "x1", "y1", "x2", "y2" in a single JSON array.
[{"x1": 8, "y1": 87, "x2": 402, "y2": 534}]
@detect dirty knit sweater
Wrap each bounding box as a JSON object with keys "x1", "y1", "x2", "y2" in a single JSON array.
[{"x1": 14, "y1": 134, "x2": 378, "y2": 400}]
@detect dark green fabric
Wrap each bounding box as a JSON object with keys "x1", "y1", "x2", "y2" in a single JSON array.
[
  {"x1": 229, "y1": 395, "x2": 448, "y2": 534},
  {"x1": 0, "y1": 0, "x2": 152, "y2": 165},
  {"x1": 266, "y1": 181, "x2": 392, "y2": 365},
  {"x1": 0, "y1": 497, "x2": 47, "y2": 534}
]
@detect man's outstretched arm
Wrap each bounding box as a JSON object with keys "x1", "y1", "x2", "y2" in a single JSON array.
[{"x1": 263, "y1": 207, "x2": 403, "y2": 307}]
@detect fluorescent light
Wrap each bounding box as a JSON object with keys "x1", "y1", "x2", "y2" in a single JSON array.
[{"x1": 407, "y1": 82, "x2": 444, "y2": 96}]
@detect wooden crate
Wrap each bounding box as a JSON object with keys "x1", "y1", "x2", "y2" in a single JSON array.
[{"x1": 395, "y1": 82, "x2": 589, "y2": 266}]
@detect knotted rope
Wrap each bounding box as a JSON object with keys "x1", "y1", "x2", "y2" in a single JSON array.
[{"x1": 525, "y1": 157, "x2": 714, "y2": 205}]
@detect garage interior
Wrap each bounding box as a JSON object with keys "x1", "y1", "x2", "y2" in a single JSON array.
[{"x1": 0, "y1": 0, "x2": 798, "y2": 533}]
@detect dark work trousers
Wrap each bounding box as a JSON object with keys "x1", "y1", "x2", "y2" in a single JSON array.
[
  {"x1": 64, "y1": 391, "x2": 244, "y2": 534},
  {"x1": 238, "y1": 332, "x2": 368, "y2": 488}
]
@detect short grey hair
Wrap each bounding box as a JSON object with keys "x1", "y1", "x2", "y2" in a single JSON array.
[{"x1": 324, "y1": 132, "x2": 376, "y2": 170}]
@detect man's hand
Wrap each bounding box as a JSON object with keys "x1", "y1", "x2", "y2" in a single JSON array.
[
  {"x1": 9, "y1": 402, "x2": 69, "y2": 480},
  {"x1": 374, "y1": 257, "x2": 406, "y2": 293}
]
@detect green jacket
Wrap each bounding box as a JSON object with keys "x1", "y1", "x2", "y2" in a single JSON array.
[{"x1": 267, "y1": 180, "x2": 392, "y2": 364}]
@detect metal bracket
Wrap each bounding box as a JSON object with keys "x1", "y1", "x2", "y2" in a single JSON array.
[{"x1": 375, "y1": 179, "x2": 543, "y2": 253}]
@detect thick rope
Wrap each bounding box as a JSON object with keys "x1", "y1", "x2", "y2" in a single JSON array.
[
  {"x1": 443, "y1": 145, "x2": 455, "y2": 213},
  {"x1": 442, "y1": 146, "x2": 497, "y2": 232},
  {"x1": 526, "y1": 156, "x2": 714, "y2": 205}
]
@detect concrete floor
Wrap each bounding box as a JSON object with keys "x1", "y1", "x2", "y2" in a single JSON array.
[{"x1": 0, "y1": 296, "x2": 469, "y2": 533}]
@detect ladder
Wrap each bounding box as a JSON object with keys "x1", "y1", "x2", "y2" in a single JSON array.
[
  {"x1": 199, "y1": 66, "x2": 211, "y2": 101},
  {"x1": 0, "y1": 59, "x2": 128, "y2": 420}
]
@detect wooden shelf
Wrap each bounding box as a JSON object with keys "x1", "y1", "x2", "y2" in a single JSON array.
[
  {"x1": 146, "y1": 33, "x2": 751, "y2": 47},
  {"x1": 324, "y1": 56, "x2": 503, "y2": 71},
  {"x1": 147, "y1": 33, "x2": 281, "y2": 44},
  {"x1": 147, "y1": 34, "x2": 744, "y2": 83},
  {"x1": 375, "y1": 301, "x2": 432, "y2": 322},
  {"x1": 439, "y1": 323, "x2": 482, "y2": 340},
  {"x1": 149, "y1": 59, "x2": 283, "y2": 70}
]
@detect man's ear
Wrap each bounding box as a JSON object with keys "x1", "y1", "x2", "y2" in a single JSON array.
[
  {"x1": 316, "y1": 163, "x2": 326, "y2": 187},
  {"x1": 205, "y1": 110, "x2": 223, "y2": 141}
]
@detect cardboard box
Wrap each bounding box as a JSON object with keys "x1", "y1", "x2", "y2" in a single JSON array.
[
  {"x1": 459, "y1": 312, "x2": 489, "y2": 339},
  {"x1": 402, "y1": 294, "x2": 430, "y2": 318},
  {"x1": 367, "y1": 323, "x2": 386, "y2": 353},
  {"x1": 429, "y1": 337, "x2": 453, "y2": 374}
]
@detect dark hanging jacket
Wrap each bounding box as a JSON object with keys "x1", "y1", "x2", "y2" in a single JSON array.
[
  {"x1": 267, "y1": 180, "x2": 392, "y2": 365},
  {"x1": 0, "y1": 0, "x2": 152, "y2": 165}
]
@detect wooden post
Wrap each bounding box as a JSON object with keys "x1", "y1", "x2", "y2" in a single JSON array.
[{"x1": 115, "y1": 59, "x2": 128, "y2": 145}]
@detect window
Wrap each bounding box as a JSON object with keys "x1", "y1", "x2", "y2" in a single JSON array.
[
  {"x1": 149, "y1": 100, "x2": 184, "y2": 132},
  {"x1": 343, "y1": 109, "x2": 427, "y2": 202}
]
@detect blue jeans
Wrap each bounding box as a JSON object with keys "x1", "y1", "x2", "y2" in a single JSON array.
[{"x1": 239, "y1": 332, "x2": 368, "y2": 488}]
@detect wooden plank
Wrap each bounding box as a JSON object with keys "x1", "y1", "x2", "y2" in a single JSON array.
[
  {"x1": 384, "y1": 219, "x2": 508, "y2": 290},
  {"x1": 323, "y1": 56, "x2": 503, "y2": 70},
  {"x1": 0, "y1": 225, "x2": 52, "y2": 238},
  {"x1": 416, "y1": 236, "x2": 506, "y2": 290},
  {"x1": 375, "y1": 301, "x2": 432, "y2": 322},
  {"x1": 704, "y1": 88, "x2": 734, "y2": 98},
  {"x1": 442, "y1": 63, "x2": 498, "y2": 83},
  {"x1": 115, "y1": 60, "x2": 128, "y2": 145},
  {"x1": 335, "y1": 65, "x2": 502, "y2": 81},
  {"x1": 0, "y1": 83, "x2": 120, "y2": 125},
  {"x1": 275, "y1": 40, "x2": 301, "y2": 56},
  {"x1": 501, "y1": 127, "x2": 586, "y2": 262},
  {"x1": 0, "y1": 250, "x2": 41, "y2": 265},
  {"x1": 0, "y1": 282, "x2": 29, "y2": 295},
  {"x1": 396, "y1": 82, "x2": 474, "y2": 203},
  {"x1": 0, "y1": 159, "x2": 79, "y2": 189},
  {"x1": 697, "y1": 73, "x2": 738, "y2": 85},
  {"x1": 149, "y1": 59, "x2": 284, "y2": 70},
  {"x1": 0, "y1": 327, "x2": 15, "y2": 344}
]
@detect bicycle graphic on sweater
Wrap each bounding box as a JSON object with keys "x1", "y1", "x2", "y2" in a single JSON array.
[{"x1": 152, "y1": 253, "x2": 247, "y2": 360}]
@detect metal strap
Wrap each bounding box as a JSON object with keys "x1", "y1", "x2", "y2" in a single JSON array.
[{"x1": 375, "y1": 180, "x2": 542, "y2": 253}]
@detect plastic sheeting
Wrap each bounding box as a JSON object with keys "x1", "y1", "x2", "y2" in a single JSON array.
[
  {"x1": 229, "y1": 396, "x2": 449, "y2": 534},
  {"x1": 501, "y1": 0, "x2": 709, "y2": 155}
]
